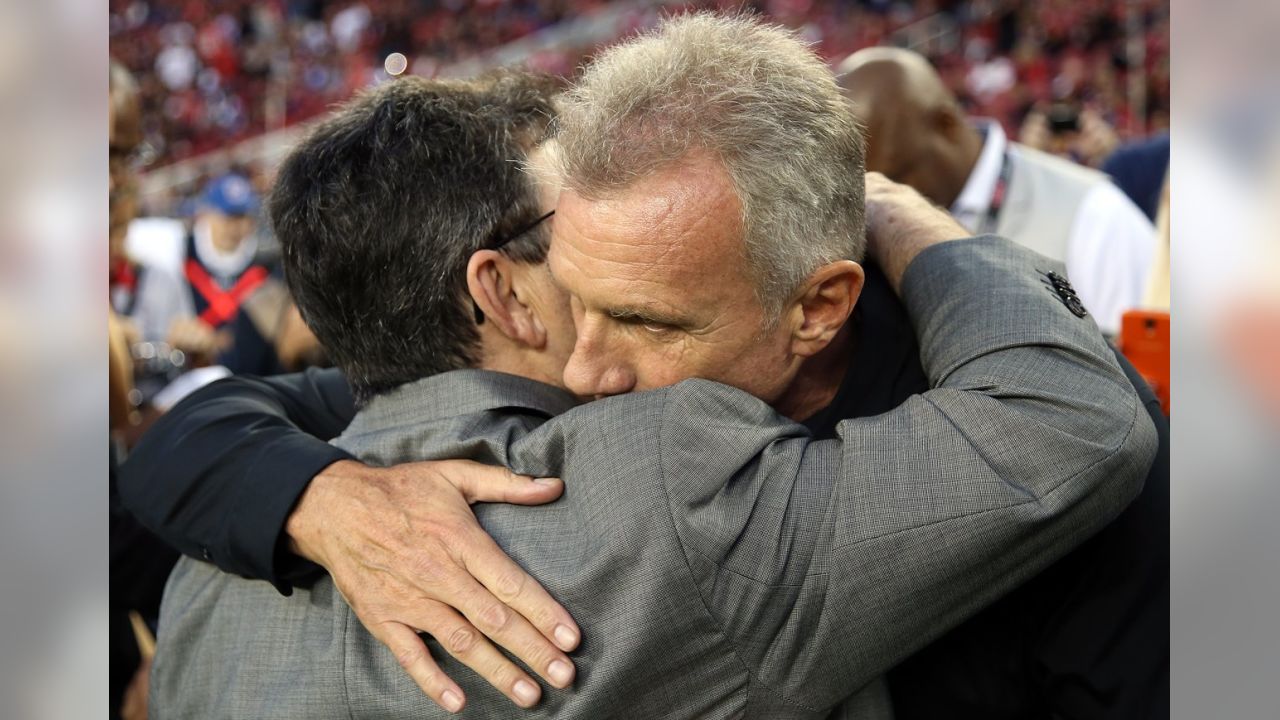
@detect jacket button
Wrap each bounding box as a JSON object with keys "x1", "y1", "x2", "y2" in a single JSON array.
[{"x1": 1046, "y1": 271, "x2": 1086, "y2": 316}]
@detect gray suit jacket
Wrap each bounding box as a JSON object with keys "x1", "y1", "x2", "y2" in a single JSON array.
[{"x1": 152, "y1": 237, "x2": 1157, "y2": 719}]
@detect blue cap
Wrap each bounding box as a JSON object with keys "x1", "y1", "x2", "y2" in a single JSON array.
[{"x1": 201, "y1": 173, "x2": 260, "y2": 217}]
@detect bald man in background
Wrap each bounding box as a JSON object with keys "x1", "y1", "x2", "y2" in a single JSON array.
[{"x1": 838, "y1": 48, "x2": 1155, "y2": 336}]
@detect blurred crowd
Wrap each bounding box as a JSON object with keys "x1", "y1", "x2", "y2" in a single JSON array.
[
  {"x1": 108, "y1": 0, "x2": 596, "y2": 166},
  {"x1": 111, "y1": 0, "x2": 1168, "y2": 184}
]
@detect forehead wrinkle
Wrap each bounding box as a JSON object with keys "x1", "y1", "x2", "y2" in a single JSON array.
[
  {"x1": 555, "y1": 239, "x2": 701, "y2": 328},
  {"x1": 554, "y1": 163, "x2": 745, "y2": 324},
  {"x1": 622, "y1": 174, "x2": 742, "y2": 293},
  {"x1": 562, "y1": 199, "x2": 689, "y2": 289}
]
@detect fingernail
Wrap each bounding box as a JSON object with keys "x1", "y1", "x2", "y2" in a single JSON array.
[
  {"x1": 554, "y1": 624, "x2": 578, "y2": 650},
  {"x1": 534, "y1": 477, "x2": 559, "y2": 485},
  {"x1": 514, "y1": 679, "x2": 540, "y2": 705},
  {"x1": 441, "y1": 690, "x2": 463, "y2": 713},
  {"x1": 548, "y1": 659, "x2": 573, "y2": 687}
]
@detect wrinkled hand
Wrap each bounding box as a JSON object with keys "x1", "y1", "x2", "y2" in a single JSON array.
[
  {"x1": 285, "y1": 459, "x2": 580, "y2": 713},
  {"x1": 864, "y1": 172, "x2": 970, "y2": 292}
]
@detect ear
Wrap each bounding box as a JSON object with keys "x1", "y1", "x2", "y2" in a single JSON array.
[
  {"x1": 466, "y1": 250, "x2": 547, "y2": 349},
  {"x1": 934, "y1": 105, "x2": 968, "y2": 140},
  {"x1": 788, "y1": 260, "x2": 864, "y2": 358}
]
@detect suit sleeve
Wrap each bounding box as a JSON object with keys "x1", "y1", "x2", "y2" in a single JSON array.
[
  {"x1": 117, "y1": 367, "x2": 357, "y2": 594},
  {"x1": 658, "y1": 236, "x2": 1158, "y2": 712}
]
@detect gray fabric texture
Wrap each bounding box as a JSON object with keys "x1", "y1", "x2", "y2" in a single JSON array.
[{"x1": 152, "y1": 236, "x2": 1157, "y2": 719}]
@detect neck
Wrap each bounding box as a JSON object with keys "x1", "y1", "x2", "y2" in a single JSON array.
[
  {"x1": 772, "y1": 323, "x2": 855, "y2": 422},
  {"x1": 476, "y1": 338, "x2": 560, "y2": 390}
]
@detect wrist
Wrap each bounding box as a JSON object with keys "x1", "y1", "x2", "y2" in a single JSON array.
[
  {"x1": 285, "y1": 459, "x2": 367, "y2": 567},
  {"x1": 868, "y1": 208, "x2": 969, "y2": 294}
]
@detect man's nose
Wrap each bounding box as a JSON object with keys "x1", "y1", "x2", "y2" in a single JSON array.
[{"x1": 562, "y1": 323, "x2": 636, "y2": 399}]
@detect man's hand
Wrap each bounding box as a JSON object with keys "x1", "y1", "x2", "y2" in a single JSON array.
[
  {"x1": 864, "y1": 172, "x2": 971, "y2": 293},
  {"x1": 286, "y1": 459, "x2": 581, "y2": 713}
]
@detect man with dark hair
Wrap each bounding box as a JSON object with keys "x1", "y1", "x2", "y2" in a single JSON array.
[
  {"x1": 272, "y1": 72, "x2": 568, "y2": 402},
  {"x1": 198, "y1": 70, "x2": 584, "y2": 711},
  {"x1": 143, "y1": 58, "x2": 1153, "y2": 720}
]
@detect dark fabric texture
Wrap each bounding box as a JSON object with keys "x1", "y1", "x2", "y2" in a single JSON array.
[
  {"x1": 109, "y1": 442, "x2": 178, "y2": 713},
  {"x1": 1101, "y1": 133, "x2": 1170, "y2": 221},
  {"x1": 118, "y1": 367, "x2": 355, "y2": 593},
  {"x1": 802, "y1": 262, "x2": 928, "y2": 438},
  {"x1": 887, "y1": 355, "x2": 1170, "y2": 720}
]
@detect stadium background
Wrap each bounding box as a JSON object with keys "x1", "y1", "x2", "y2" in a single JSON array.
[{"x1": 109, "y1": 0, "x2": 1170, "y2": 219}]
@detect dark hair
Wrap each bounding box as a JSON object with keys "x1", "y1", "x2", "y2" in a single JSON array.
[{"x1": 270, "y1": 71, "x2": 559, "y2": 404}]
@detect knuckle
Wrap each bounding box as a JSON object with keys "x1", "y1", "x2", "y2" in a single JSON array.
[
  {"x1": 486, "y1": 661, "x2": 517, "y2": 690},
  {"x1": 394, "y1": 643, "x2": 427, "y2": 671},
  {"x1": 447, "y1": 626, "x2": 477, "y2": 655},
  {"x1": 529, "y1": 603, "x2": 557, "y2": 630},
  {"x1": 409, "y1": 548, "x2": 448, "y2": 581},
  {"x1": 425, "y1": 519, "x2": 464, "y2": 547},
  {"x1": 523, "y1": 637, "x2": 556, "y2": 670},
  {"x1": 493, "y1": 569, "x2": 526, "y2": 602},
  {"x1": 476, "y1": 603, "x2": 510, "y2": 634}
]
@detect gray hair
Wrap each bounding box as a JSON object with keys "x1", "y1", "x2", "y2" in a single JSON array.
[{"x1": 554, "y1": 12, "x2": 866, "y2": 313}]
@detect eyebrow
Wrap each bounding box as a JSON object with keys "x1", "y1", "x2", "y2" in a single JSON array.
[{"x1": 606, "y1": 305, "x2": 690, "y2": 328}]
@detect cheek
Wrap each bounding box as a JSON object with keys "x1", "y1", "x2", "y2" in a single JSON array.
[
  {"x1": 542, "y1": 311, "x2": 574, "y2": 350},
  {"x1": 624, "y1": 340, "x2": 690, "y2": 391},
  {"x1": 724, "y1": 325, "x2": 793, "y2": 381}
]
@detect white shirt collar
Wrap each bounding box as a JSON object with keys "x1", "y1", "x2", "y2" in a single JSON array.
[
  {"x1": 193, "y1": 215, "x2": 258, "y2": 281},
  {"x1": 950, "y1": 119, "x2": 1008, "y2": 233}
]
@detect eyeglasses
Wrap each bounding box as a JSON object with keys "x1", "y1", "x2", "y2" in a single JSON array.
[
  {"x1": 474, "y1": 209, "x2": 556, "y2": 324},
  {"x1": 487, "y1": 209, "x2": 555, "y2": 251}
]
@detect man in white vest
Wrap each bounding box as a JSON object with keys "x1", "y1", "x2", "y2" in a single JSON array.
[{"x1": 838, "y1": 47, "x2": 1155, "y2": 335}]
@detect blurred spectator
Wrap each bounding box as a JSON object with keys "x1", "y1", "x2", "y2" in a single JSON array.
[
  {"x1": 110, "y1": 61, "x2": 203, "y2": 411},
  {"x1": 181, "y1": 172, "x2": 305, "y2": 377},
  {"x1": 839, "y1": 46, "x2": 1154, "y2": 335},
  {"x1": 109, "y1": 178, "x2": 195, "y2": 351},
  {"x1": 1020, "y1": 104, "x2": 1123, "y2": 168}
]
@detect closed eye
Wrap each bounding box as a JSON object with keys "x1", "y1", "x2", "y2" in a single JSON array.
[{"x1": 608, "y1": 310, "x2": 679, "y2": 336}]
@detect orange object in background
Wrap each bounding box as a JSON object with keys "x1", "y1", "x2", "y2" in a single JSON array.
[{"x1": 1117, "y1": 310, "x2": 1170, "y2": 414}]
